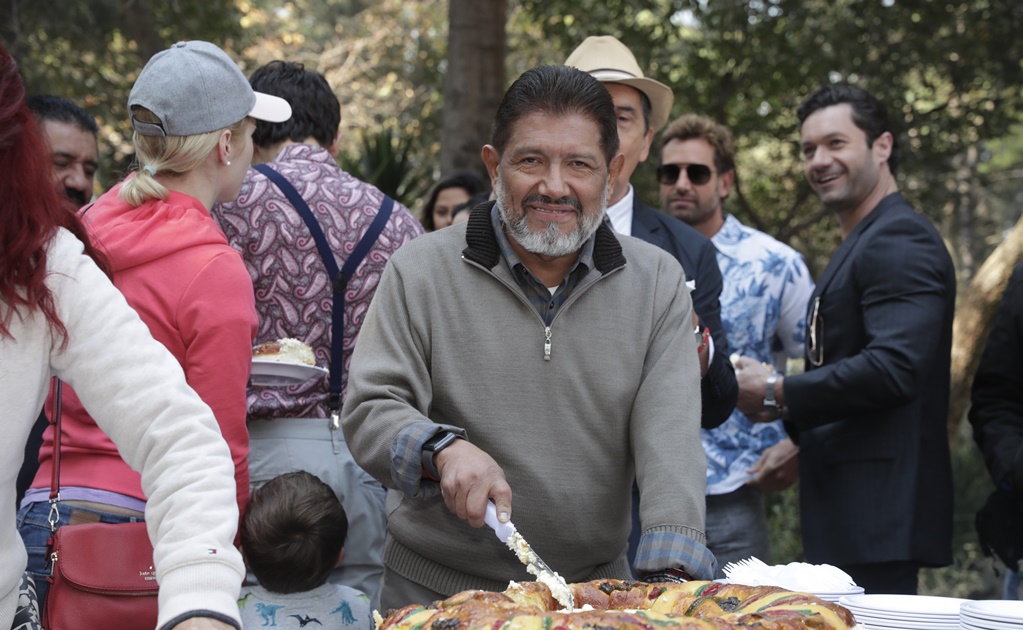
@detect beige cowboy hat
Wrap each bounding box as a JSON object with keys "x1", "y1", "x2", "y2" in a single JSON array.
[{"x1": 565, "y1": 35, "x2": 674, "y2": 132}]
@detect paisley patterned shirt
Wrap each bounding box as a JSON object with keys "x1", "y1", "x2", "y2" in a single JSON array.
[
  {"x1": 213, "y1": 144, "x2": 423, "y2": 420},
  {"x1": 703, "y1": 214, "x2": 814, "y2": 495}
]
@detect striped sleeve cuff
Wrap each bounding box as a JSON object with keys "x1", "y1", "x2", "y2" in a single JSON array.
[
  {"x1": 390, "y1": 422, "x2": 467, "y2": 499},
  {"x1": 634, "y1": 526, "x2": 717, "y2": 580}
]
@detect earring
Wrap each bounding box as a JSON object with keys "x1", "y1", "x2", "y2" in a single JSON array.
[{"x1": 226, "y1": 160, "x2": 232, "y2": 166}]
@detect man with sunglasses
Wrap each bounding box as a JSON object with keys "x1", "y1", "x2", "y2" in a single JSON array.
[
  {"x1": 658, "y1": 114, "x2": 814, "y2": 577},
  {"x1": 565, "y1": 35, "x2": 738, "y2": 578},
  {"x1": 734, "y1": 86, "x2": 956, "y2": 594}
]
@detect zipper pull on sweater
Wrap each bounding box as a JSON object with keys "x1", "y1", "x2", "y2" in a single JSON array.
[{"x1": 544, "y1": 326, "x2": 552, "y2": 361}]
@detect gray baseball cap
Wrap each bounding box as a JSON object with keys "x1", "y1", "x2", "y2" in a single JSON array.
[{"x1": 128, "y1": 40, "x2": 291, "y2": 137}]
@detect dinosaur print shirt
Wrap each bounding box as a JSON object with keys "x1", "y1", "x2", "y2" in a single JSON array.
[{"x1": 239, "y1": 583, "x2": 372, "y2": 629}]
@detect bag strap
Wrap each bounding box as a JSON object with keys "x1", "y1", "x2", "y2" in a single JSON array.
[
  {"x1": 47, "y1": 379, "x2": 62, "y2": 506},
  {"x1": 45, "y1": 379, "x2": 63, "y2": 565},
  {"x1": 252, "y1": 164, "x2": 394, "y2": 428}
]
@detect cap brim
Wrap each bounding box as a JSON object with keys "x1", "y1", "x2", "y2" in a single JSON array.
[{"x1": 250, "y1": 92, "x2": 292, "y2": 123}]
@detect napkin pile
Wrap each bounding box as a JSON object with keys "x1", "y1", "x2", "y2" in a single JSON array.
[{"x1": 722, "y1": 557, "x2": 859, "y2": 592}]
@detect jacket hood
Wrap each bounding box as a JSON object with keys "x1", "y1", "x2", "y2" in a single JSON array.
[{"x1": 86, "y1": 183, "x2": 231, "y2": 272}]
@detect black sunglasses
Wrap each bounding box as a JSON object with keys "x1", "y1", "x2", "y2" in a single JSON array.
[{"x1": 656, "y1": 163, "x2": 714, "y2": 186}]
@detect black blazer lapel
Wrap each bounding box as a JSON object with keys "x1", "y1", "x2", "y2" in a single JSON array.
[
  {"x1": 813, "y1": 193, "x2": 903, "y2": 298},
  {"x1": 630, "y1": 197, "x2": 669, "y2": 250}
]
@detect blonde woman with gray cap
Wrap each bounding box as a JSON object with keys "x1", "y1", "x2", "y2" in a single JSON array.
[{"x1": 17, "y1": 40, "x2": 290, "y2": 625}]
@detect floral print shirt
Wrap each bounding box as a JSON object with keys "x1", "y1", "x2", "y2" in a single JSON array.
[{"x1": 703, "y1": 214, "x2": 814, "y2": 494}]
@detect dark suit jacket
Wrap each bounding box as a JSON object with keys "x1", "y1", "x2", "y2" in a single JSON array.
[
  {"x1": 631, "y1": 198, "x2": 737, "y2": 429},
  {"x1": 784, "y1": 193, "x2": 955, "y2": 567},
  {"x1": 970, "y1": 262, "x2": 1023, "y2": 495}
]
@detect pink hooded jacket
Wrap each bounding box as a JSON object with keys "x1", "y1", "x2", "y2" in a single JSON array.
[{"x1": 32, "y1": 183, "x2": 256, "y2": 513}]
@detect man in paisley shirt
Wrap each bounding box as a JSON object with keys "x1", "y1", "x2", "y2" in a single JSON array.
[
  {"x1": 659, "y1": 114, "x2": 814, "y2": 576},
  {"x1": 213, "y1": 61, "x2": 424, "y2": 610}
]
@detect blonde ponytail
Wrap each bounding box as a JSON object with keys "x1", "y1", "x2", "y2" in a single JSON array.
[{"x1": 119, "y1": 106, "x2": 249, "y2": 207}]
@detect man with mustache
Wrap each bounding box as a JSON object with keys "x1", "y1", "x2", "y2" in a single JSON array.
[
  {"x1": 734, "y1": 86, "x2": 955, "y2": 594},
  {"x1": 16, "y1": 97, "x2": 101, "y2": 506},
  {"x1": 27, "y1": 95, "x2": 99, "y2": 209},
  {"x1": 343, "y1": 64, "x2": 712, "y2": 610}
]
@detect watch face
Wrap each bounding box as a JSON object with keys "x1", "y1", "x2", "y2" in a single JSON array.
[{"x1": 427, "y1": 432, "x2": 458, "y2": 452}]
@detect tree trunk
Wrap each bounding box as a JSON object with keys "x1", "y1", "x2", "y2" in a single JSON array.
[
  {"x1": 118, "y1": 0, "x2": 164, "y2": 62},
  {"x1": 954, "y1": 145, "x2": 980, "y2": 283},
  {"x1": 948, "y1": 213, "x2": 1023, "y2": 446},
  {"x1": 440, "y1": 0, "x2": 506, "y2": 183},
  {"x1": 0, "y1": 0, "x2": 21, "y2": 58}
]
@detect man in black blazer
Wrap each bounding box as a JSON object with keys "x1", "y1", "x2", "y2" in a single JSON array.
[{"x1": 735, "y1": 86, "x2": 955, "y2": 594}]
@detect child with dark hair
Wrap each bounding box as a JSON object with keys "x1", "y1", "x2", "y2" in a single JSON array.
[{"x1": 239, "y1": 472, "x2": 371, "y2": 629}]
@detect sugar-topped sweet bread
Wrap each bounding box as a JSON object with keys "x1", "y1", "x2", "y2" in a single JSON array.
[{"x1": 376, "y1": 578, "x2": 857, "y2": 629}]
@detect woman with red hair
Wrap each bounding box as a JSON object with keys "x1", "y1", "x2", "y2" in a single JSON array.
[{"x1": 0, "y1": 45, "x2": 246, "y2": 630}]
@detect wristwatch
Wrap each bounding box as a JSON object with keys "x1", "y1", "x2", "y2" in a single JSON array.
[
  {"x1": 763, "y1": 373, "x2": 780, "y2": 412},
  {"x1": 422, "y1": 431, "x2": 465, "y2": 481}
]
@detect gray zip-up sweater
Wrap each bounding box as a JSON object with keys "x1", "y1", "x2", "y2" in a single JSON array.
[{"x1": 342, "y1": 205, "x2": 708, "y2": 596}]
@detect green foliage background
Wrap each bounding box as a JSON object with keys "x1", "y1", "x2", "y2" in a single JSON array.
[{"x1": 5, "y1": 0, "x2": 1022, "y2": 595}]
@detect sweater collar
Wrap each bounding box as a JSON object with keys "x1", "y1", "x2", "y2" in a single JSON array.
[{"x1": 462, "y1": 200, "x2": 626, "y2": 274}]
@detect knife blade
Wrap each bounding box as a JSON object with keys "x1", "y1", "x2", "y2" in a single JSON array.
[{"x1": 484, "y1": 500, "x2": 574, "y2": 610}]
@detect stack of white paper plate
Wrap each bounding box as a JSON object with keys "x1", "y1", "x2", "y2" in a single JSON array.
[
  {"x1": 812, "y1": 585, "x2": 865, "y2": 603},
  {"x1": 960, "y1": 601, "x2": 1023, "y2": 630},
  {"x1": 837, "y1": 594, "x2": 970, "y2": 630}
]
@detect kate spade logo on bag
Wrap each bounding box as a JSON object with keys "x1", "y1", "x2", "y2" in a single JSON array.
[{"x1": 139, "y1": 565, "x2": 156, "y2": 581}]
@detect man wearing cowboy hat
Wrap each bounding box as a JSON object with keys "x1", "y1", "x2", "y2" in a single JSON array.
[
  {"x1": 565, "y1": 35, "x2": 735, "y2": 430},
  {"x1": 566, "y1": 34, "x2": 737, "y2": 576}
]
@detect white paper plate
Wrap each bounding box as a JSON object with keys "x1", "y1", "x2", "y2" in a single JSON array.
[
  {"x1": 844, "y1": 607, "x2": 960, "y2": 622},
  {"x1": 854, "y1": 614, "x2": 959, "y2": 629},
  {"x1": 867, "y1": 621, "x2": 961, "y2": 625},
  {"x1": 961, "y1": 600, "x2": 1023, "y2": 623},
  {"x1": 250, "y1": 358, "x2": 328, "y2": 386},
  {"x1": 961, "y1": 618, "x2": 1023, "y2": 630},
  {"x1": 839, "y1": 594, "x2": 971, "y2": 616},
  {"x1": 961, "y1": 619, "x2": 1023, "y2": 630},
  {"x1": 817, "y1": 588, "x2": 865, "y2": 603},
  {"x1": 816, "y1": 587, "x2": 866, "y2": 596}
]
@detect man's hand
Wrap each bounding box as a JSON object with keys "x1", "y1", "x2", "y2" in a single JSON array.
[
  {"x1": 747, "y1": 438, "x2": 799, "y2": 492},
  {"x1": 171, "y1": 618, "x2": 237, "y2": 630},
  {"x1": 734, "y1": 356, "x2": 771, "y2": 418},
  {"x1": 434, "y1": 438, "x2": 512, "y2": 528}
]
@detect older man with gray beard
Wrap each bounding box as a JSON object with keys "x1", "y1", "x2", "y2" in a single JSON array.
[{"x1": 342, "y1": 64, "x2": 712, "y2": 610}]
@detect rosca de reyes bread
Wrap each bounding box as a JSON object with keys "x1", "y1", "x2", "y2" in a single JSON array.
[{"x1": 376, "y1": 579, "x2": 858, "y2": 630}]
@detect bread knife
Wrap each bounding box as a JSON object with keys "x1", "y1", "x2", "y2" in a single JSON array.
[{"x1": 484, "y1": 500, "x2": 574, "y2": 609}]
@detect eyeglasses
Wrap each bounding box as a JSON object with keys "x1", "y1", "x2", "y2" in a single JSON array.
[
  {"x1": 656, "y1": 163, "x2": 714, "y2": 186},
  {"x1": 807, "y1": 296, "x2": 824, "y2": 367}
]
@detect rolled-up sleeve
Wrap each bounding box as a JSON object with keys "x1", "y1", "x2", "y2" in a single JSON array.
[{"x1": 634, "y1": 528, "x2": 716, "y2": 580}]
